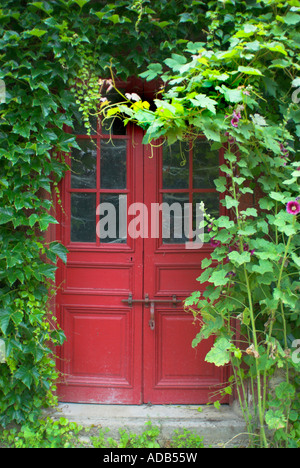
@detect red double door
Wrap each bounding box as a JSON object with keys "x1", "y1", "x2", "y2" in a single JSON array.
[{"x1": 56, "y1": 119, "x2": 227, "y2": 404}]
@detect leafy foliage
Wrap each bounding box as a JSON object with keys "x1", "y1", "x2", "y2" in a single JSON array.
[{"x1": 0, "y1": 0, "x2": 211, "y2": 426}]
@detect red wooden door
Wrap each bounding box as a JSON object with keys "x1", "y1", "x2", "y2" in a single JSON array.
[{"x1": 55, "y1": 117, "x2": 227, "y2": 404}]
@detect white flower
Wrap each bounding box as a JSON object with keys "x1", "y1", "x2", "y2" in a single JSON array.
[{"x1": 125, "y1": 92, "x2": 141, "y2": 102}]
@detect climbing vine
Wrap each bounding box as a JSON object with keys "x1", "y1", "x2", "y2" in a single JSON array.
[{"x1": 0, "y1": 0, "x2": 210, "y2": 427}]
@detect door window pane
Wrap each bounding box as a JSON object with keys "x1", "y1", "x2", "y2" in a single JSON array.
[
  {"x1": 163, "y1": 141, "x2": 190, "y2": 189},
  {"x1": 98, "y1": 194, "x2": 127, "y2": 244},
  {"x1": 71, "y1": 193, "x2": 96, "y2": 243},
  {"x1": 193, "y1": 193, "x2": 220, "y2": 234},
  {"x1": 101, "y1": 118, "x2": 127, "y2": 136},
  {"x1": 100, "y1": 140, "x2": 127, "y2": 189},
  {"x1": 193, "y1": 140, "x2": 219, "y2": 189},
  {"x1": 71, "y1": 140, "x2": 97, "y2": 189},
  {"x1": 162, "y1": 193, "x2": 190, "y2": 244}
]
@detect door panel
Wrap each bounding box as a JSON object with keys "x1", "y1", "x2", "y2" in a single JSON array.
[
  {"x1": 56, "y1": 121, "x2": 144, "y2": 404},
  {"x1": 56, "y1": 121, "x2": 228, "y2": 404},
  {"x1": 142, "y1": 143, "x2": 226, "y2": 404}
]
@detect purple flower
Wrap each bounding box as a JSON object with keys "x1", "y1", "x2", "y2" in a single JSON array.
[
  {"x1": 243, "y1": 243, "x2": 255, "y2": 256},
  {"x1": 280, "y1": 143, "x2": 290, "y2": 164},
  {"x1": 210, "y1": 237, "x2": 221, "y2": 248},
  {"x1": 225, "y1": 132, "x2": 236, "y2": 144},
  {"x1": 286, "y1": 200, "x2": 300, "y2": 215},
  {"x1": 230, "y1": 110, "x2": 242, "y2": 128},
  {"x1": 231, "y1": 115, "x2": 240, "y2": 128},
  {"x1": 226, "y1": 271, "x2": 236, "y2": 278}
]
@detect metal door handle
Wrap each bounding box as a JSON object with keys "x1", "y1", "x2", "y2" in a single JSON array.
[
  {"x1": 122, "y1": 294, "x2": 182, "y2": 331},
  {"x1": 149, "y1": 301, "x2": 155, "y2": 331}
]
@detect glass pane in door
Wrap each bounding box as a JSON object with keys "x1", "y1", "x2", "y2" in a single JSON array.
[
  {"x1": 71, "y1": 193, "x2": 96, "y2": 243},
  {"x1": 100, "y1": 140, "x2": 127, "y2": 189},
  {"x1": 71, "y1": 140, "x2": 97, "y2": 189}
]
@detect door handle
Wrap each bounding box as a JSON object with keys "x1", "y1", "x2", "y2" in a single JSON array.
[{"x1": 122, "y1": 294, "x2": 182, "y2": 331}]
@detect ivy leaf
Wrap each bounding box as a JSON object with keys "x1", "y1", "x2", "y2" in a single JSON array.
[
  {"x1": 14, "y1": 365, "x2": 33, "y2": 389},
  {"x1": 29, "y1": 2, "x2": 54, "y2": 13},
  {"x1": 0, "y1": 207, "x2": 14, "y2": 225},
  {"x1": 205, "y1": 337, "x2": 231, "y2": 367},
  {"x1": 0, "y1": 309, "x2": 11, "y2": 334},
  {"x1": 27, "y1": 28, "x2": 47, "y2": 37},
  {"x1": 39, "y1": 213, "x2": 59, "y2": 231},
  {"x1": 73, "y1": 0, "x2": 90, "y2": 8},
  {"x1": 48, "y1": 242, "x2": 68, "y2": 264}
]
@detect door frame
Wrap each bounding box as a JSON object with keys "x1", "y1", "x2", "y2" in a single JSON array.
[{"x1": 53, "y1": 81, "x2": 230, "y2": 405}]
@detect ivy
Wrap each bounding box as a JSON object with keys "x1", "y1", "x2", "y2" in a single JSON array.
[{"x1": 0, "y1": 0, "x2": 212, "y2": 427}]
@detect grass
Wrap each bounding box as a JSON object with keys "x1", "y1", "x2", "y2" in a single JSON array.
[{"x1": 0, "y1": 418, "x2": 208, "y2": 448}]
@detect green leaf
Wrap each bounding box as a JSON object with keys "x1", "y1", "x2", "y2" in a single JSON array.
[
  {"x1": 208, "y1": 269, "x2": 230, "y2": 286},
  {"x1": 0, "y1": 309, "x2": 11, "y2": 334},
  {"x1": 0, "y1": 207, "x2": 14, "y2": 225},
  {"x1": 217, "y1": 85, "x2": 244, "y2": 103},
  {"x1": 214, "y1": 177, "x2": 227, "y2": 193},
  {"x1": 228, "y1": 251, "x2": 251, "y2": 266},
  {"x1": 223, "y1": 196, "x2": 239, "y2": 209},
  {"x1": 269, "y1": 191, "x2": 287, "y2": 203},
  {"x1": 238, "y1": 66, "x2": 263, "y2": 76},
  {"x1": 107, "y1": 14, "x2": 121, "y2": 24},
  {"x1": 284, "y1": 12, "x2": 300, "y2": 25},
  {"x1": 201, "y1": 257, "x2": 212, "y2": 269},
  {"x1": 38, "y1": 263, "x2": 57, "y2": 280},
  {"x1": 164, "y1": 54, "x2": 187, "y2": 72},
  {"x1": 48, "y1": 242, "x2": 68, "y2": 264},
  {"x1": 265, "y1": 410, "x2": 286, "y2": 430},
  {"x1": 241, "y1": 208, "x2": 258, "y2": 217},
  {"x1": 140, "y1": 63, "x2": 163, "y2": 81},
  {"x1": 14, "y1": 365, "x2": 33, "y2": 389},
  {"x1": 252, "y1": 260, "x2": 274, "y2": 275},
  {"x1": 190, "y1": 94, "x2": 217, "y2": 114},
  {"x1": 39, "y1": 214, "x2": 59, "y2": 231},
  {"x1": 275, "y1": 382, "x2": 295, "y2": 400},
  {"x1": 205, "y1": 337, "x2": 231, "y2": 367},
  {"x1": 27, "y1": 28, "x2": 47, "y2": 37},
  {"x1": 184, "y1": 291, "x2": 201, "y2": 307},
  {"x1": 217, "y1": 216, "x2": 235, "y2": 229}
]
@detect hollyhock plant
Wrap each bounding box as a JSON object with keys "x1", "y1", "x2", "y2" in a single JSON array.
[{"x1": 286, "y1": 200, "x2": 300, "y2": 215}]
